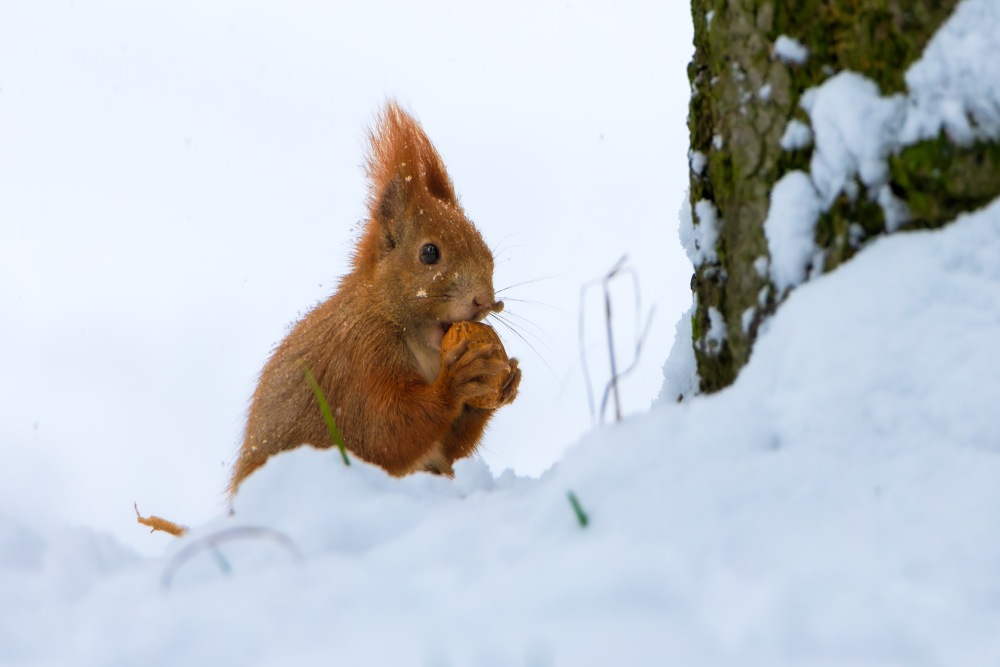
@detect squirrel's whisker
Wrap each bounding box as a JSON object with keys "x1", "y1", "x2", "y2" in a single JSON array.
[
  {"x1": 494, "y1": 313, "x2": 562, "y2": 368},
  {"x1": 491, "y1": 231, "x2": 531, "y2": 260},
  {"x1": 491, "y1": 314, "x2": 557, "y2": 376},
  {"x1": 496, "y1": 270, "x2": 569, "y2": 295},
  {"x1": 499, "y1": 297, "x2": 566, "y2": 314},
  {"x1": 497, "y1": 309, "x2": 565, "y2": 360}
]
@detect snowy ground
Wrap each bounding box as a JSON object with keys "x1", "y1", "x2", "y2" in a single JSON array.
[{"x1": 3, "y1": 189, "x2": 1000, "y2": 666}]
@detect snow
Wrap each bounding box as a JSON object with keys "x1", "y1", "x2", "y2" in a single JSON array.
[
  {"x1": 801, "y1": 72, "x2": 905, "y2": 208},
  {"x1": 763, "y1": 0, "x2": 1000, "y2": 294},
  {"x1": 901, "y1": 0, "x2": 1000, "y2": 143},
  {"x1": 753, "y1": 255, "x2": 769, "y2": 278},
  {"x1": 4, "y1": 1, "x2": 1000, "y2": 664},
  {"x1": 689, "y1": 149, "x2": 707, "y2": 176},
  {"x1": 774, "y1": 35, "x2": 809, "y2": 65},
  {"x1": 877, "y1": 183, "x2": 911, "y2": 233},
  {"x1": 679, "y1": 197, "x2": 722, "y2": 267},
  {"x1": 693, "y1": 200, "x2": 721, "y2": 263},
  {"x1": 741, "y1": 306, "x2": 756, "y2": 334},
  {"x1": 757, "y1": 285, "x2": 769, "y2": 308},
  {"x1": 4, "y1": 192, "x2": 1000, "y2": 666},
  {"x1": 764, "y1": 71, "x2": 907, "y2": 290},
  {"x1": 779, "y1": 118, "x2": 812, "y2": 150},
  {"x1": 655, "y1": 303, "x2": 698, "y2": 405},
  {"x1": 702, "y1": 306, "x2": 727, "y2": 354},
  {"x1": 763, "y1": 171, "x2": 823, "y2": 293}
]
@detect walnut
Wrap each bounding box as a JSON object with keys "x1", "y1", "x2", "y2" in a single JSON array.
[{"x1": 440, "y1": 321, "x2": 508, "y2": 408}]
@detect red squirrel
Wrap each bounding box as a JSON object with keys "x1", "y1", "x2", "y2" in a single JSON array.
[{"x1": 228, "y1": 102, "x2": 521, "y2": 495}]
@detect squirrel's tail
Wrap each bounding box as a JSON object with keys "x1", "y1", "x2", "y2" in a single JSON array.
[{"x1": 134, "y1": 502, "x2": 187, "y2": 537}]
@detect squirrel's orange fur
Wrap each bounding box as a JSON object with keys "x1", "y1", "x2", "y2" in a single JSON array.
[{"x1": 229, "y1": 102, "x2": 521, "y2": 495}]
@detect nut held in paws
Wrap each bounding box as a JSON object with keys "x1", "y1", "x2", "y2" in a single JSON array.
[{"x1": 440, "y1": 321, "x2": 508, "y2": 408}]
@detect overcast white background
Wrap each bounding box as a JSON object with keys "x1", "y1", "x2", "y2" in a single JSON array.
[{"x1": 0, "y1": 1, "x2": 693, "y2": 554}]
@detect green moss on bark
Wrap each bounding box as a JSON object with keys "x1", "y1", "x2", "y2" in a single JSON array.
[
  {"x1": 815, "y1": 190, "x2": 886, "y2": 272},
  {"x1": 772, "y1": 0, "x2": 959, "y2": 95},
  {"x1": 889, "y1": 134, "x2": 1000, "y2": 229}
]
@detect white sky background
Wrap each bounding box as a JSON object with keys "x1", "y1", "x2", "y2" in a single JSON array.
[{"x1": 0, "y1": 1, "x2": 694, "y2": 554}]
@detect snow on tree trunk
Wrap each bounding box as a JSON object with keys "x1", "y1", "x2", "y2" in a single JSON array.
[{"x1": 684, "y1": 0, "x2": 1000, "y2": 393}]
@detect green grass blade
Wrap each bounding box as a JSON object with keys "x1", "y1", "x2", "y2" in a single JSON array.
[
  {"x1": 567, "y1": 491, "x2": 589, "y2": 528},
  {"x1": 299, "y1": 360, "x2": 351, "y2": 466}
]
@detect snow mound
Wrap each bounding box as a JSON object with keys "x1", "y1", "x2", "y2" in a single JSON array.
[{"x1": 4, "y1": 197, "x2": 1000, "y2": 665}]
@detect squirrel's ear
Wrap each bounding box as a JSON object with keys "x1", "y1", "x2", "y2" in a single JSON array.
[
  {"x1": 374, "y1": 174, "x2": 408, "y2": 251},
  {"x1": 420, "y1": 140, "x2": 457, "y2": 205},
  {"x1": 377, "y1": 175, "x2": 406, "y2": 231}
]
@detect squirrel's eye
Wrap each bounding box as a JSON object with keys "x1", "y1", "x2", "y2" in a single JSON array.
[{"x1": 420, "y1": 243, "x2": 440, "y2": 265}]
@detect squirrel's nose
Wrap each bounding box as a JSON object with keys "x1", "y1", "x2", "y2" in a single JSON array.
[{"x1": 472, "y1": 294, "x2": 502, "y2": 315}]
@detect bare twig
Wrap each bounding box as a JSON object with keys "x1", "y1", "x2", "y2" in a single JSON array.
[
  {"x1": 160, "y1": 526, "x2": 304, "y2": 590},
  {"x1": 579, "y1": 256, "x2": 655, "y2": 424}
]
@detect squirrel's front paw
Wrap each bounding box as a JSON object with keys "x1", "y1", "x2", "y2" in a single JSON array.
[
  {"x1": 496, "y1": 357, "x2": 521, "y2": 407},
  {"x1": 444, "y1": 341, "x2": 511, "y2": 408}
]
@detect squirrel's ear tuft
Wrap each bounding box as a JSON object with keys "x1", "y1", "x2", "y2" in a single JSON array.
[
  {"x1": 366, "y1": 102, "x2": 457, "y2": 217},
  {"x1": 356, "y1": 101, "x2": 460, "y2": 268}
]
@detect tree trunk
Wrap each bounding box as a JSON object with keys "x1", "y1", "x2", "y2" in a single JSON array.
[{"x1": 686, "y1": 0, "x2": 1000, "y2": 393}]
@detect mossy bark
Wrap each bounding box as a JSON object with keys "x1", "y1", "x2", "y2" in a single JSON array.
[
  {"x1": 889, "y1": 135, "x2": 1000, "y2": 230},
  {"x1": 684, "y1": 0, "x2": 1000, "y2": 394}
]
